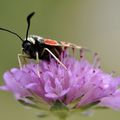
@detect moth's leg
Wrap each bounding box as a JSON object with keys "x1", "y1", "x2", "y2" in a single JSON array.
[
  {"x1": 35, "y1": 52, "x2": 41, "y2": 77},
  {"x1": 35, "y1": 52, "x2": 39, "y2": 63},
  {"x1": 17, "y1": 54, "x2": 29, "y2": 69},
  {"x1": 42, "y1": 48, "x2": 67, "y2": 70}
]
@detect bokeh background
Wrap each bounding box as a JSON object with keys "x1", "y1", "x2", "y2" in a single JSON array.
[{"x1": 0, "y1": 0, "x2": 120, "y2": 120}]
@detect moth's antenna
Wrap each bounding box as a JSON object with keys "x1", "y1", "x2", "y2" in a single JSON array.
[
  {"x1": 0, "y1": 12, "x2": 35, "y2": 42},
  {"x1": 26, "y1": 12, "x2": 35, "y2": 40},
  {"x1": 0, "y1": 27, "x2": 23, "y2": 42}
]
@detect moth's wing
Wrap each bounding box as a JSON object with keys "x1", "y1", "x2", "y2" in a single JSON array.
[
  {"x1": 44, "y1": 39, "x2": 82, "y2": 49},
  {"x1": 59, "y1": 41, "x2": 83, "y2": 49},
  {"x1": 44, "y1": 39, "x2": 91, "y2": 52},
  {"x1": 44, "y1": 39, "x2": 61, "y2": 46}
]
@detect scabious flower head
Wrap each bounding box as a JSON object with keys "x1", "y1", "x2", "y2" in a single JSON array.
[{"x1": 1, "y1": 50, "x2": 120, "y2": 119}]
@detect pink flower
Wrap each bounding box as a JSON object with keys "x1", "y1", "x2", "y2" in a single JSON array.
[{"x1": 1, "y1": 51, "x2": 120, "y2": 119}]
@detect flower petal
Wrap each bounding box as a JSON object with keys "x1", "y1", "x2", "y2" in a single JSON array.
[{"x1": 99, "y1": 90, "x2": 120, "y2": 110}]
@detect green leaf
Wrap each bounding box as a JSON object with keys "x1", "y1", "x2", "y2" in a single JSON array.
[
  {"x1": 50, "y1": 100, "x2": 69, "y2": 120},
  {"x1": 50, "y1": 100, "x2": 68, "y2": 111},
  {"x1": 94, "y1": 106, "x2": 108, "y2": 110},
  {"x1": 80, "y1": 101, "x2": 100, "y2": 110},
  {"x1": 26, "y1": 90, "x2": 50, "y2": 110},
  {"x1": 37, "y1": 113, "x2": 48, "y2": 118},
  {"x1": 71, "y1": 100, "x2": 100, "y2": 114},
  {"x1": 18, "y1": 99, "x2": 40, "y2": 109}
]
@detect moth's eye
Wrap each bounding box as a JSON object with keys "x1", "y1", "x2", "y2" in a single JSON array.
[{"x1": 22, "y1": 42, "x2": 31, "y2": 51}]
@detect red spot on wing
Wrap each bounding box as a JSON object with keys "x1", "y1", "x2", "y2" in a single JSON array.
[{"x1": 44, "y1": 39, "x2": 59, "y2": 45}]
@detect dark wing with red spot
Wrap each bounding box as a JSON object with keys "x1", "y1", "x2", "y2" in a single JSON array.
[
  {"x1": 44, "y1": 39, "x2": 60, "y2": 46},
  {"x1": 44, "y1": 39, "x2": 82, "y2": 49}
]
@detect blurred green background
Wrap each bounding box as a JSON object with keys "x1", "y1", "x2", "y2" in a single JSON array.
[{"x1": 0, "y1": 0, "x2": 120, "y2": 120}]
